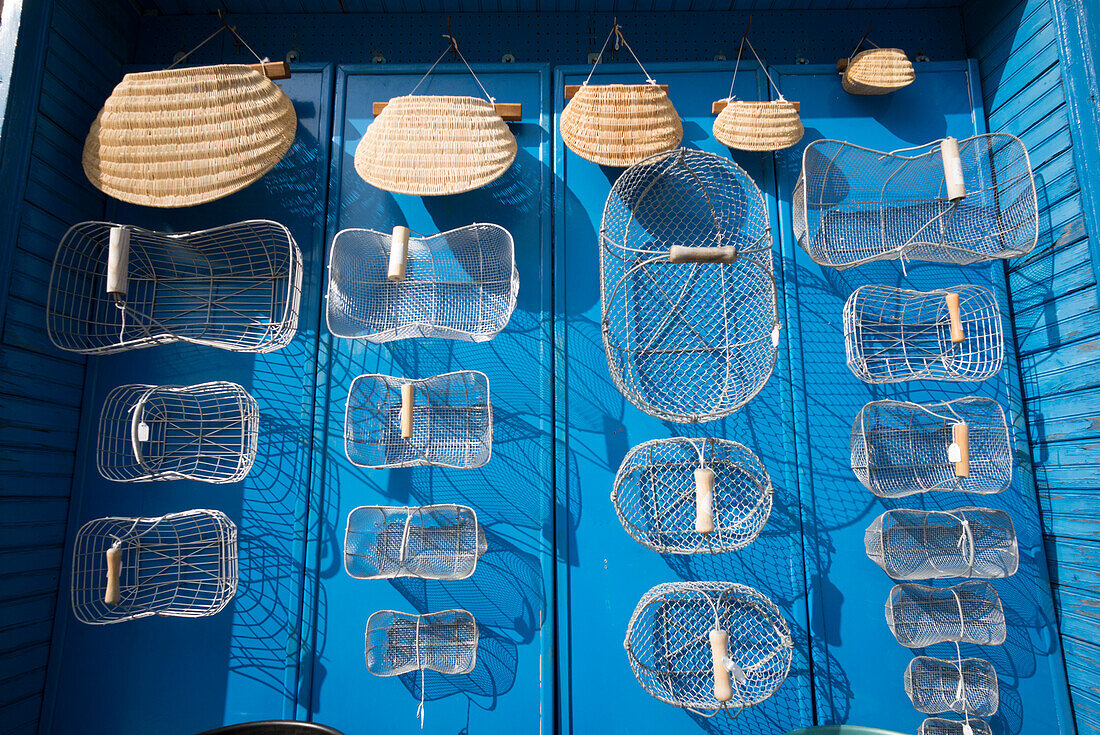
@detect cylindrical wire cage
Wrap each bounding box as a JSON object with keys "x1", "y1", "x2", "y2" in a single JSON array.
[
  {"x1": 793, "y1": 134, "x2": 1037, "y2": 268},
  {"x1": 919, "y1": 717, "x2": 993, "y2": 735},
  {"x1": 600, "y1": 148, "x2": 779, "y2": 422},
  {"x1": 344, "y1": 371, "x2": 492, "y2": 469},
  {"x1": 611, "y1": 438, "x2": 773, "y2": 554},
  {"x1": 344, "y1": 504, "x2": 487, "y2": 581},
  {"x1": 71, "y1": 509, "x2": 238, "y2": 625},
  {"x1": 47, "y1": 220, "x2": 302, "y2": 355},
  {"x1": 905, "y1": 656, "x2": 999, "y2": 717},
  {"x1": 865, "y1": 507, "x2": 1019, "y2": 580},
  {"x1": 97, "y1": 381, "x2": 259, "y2": 483},
  {"x1": 326, "y1": 223, "x2": 518, "y2": 343},
  {"x1": 843, "y1": 284, "x2": 1003, "y2": 384},
  {"x1": 850, "y1": 397, "x2": 1013, "y2": 497},
  {"x1": 365, "y1": 609, "x2": 478, "y2": 677},
  {"x1": 624, "y1": 581, "x2": 793, "y2": 717},
  {"x1": 885, "y1": 581, "x2": 1007, "y2": 648}
]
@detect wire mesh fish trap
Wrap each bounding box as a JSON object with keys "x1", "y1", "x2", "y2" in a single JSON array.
[
  {"x1": 365, "y1": 609, "x2": 478, "y2": 677},
  {"x1": 48, "y1": 220, "x2": 302, "y2": 355},
  {"x1": 344, "y1": 371, "x2": 491, "y2": 469},
  {"x1": 326, "y1": 223, "x2": 518, "y2": 343},
  {"x1": 345, "y1": 504, "x2": 487, "y2": 580},
  {"x1": 905, "y1": 656, "x2": 999, "y2": 717},
  {"x1": 71, "y1": 509, "x2": 238, "y2": 625},
  {"x1": 844, "y1": 284, "x2": 1003, "y2": 383},
  {"x1": 624, "y1": 581, "x2": 793, "y2": 716},
  {"x1": 919, "y1": 717, "x2": 993, "y2": 735},
  {"x1": 886, "y1": 581, "x2": 1006, "y2": 647},
  {"x1": 601, "y1": 148, "x2": 780, "y2": 422},
  {"x1": 793, "y1": 135, "x2": 1037, "y2": 269},
  {"x1": 850, "y1": 397, "x2": 1012, "y2": 498},
  {"x1": 865, "y1": 507, "x2": 1019, "y2": 580},
  {"x1": 97, "y1": 382, "x2": 259, "y2": 483},
  {"x1": 611, "y1": 438, "x2": 773, "y2": 554}
]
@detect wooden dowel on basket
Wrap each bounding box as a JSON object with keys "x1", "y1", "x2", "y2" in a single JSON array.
[
  {"x1": 400, "y1": 383, "x2": 415, "y2": 439},
  {"x1": 709, "y1": 629, "x2": 733, "y2": 702},
  {"x1": 565, "y1": 84, "x2": 669, "y2": 100},
  {"x1": 712, "y1": 99, "x2": 800, "y2": 114},
  {"x1": 372, "y1": 101, "x2": 522, "y2": 120},
  {"x1": 953, "y1": 423, "x2": 970, "y2": 477},
  {"x1": 945, "y1": 292, "x2": 965, "y2": 344},
  {"x1": 669, "y1": 245, "x2": 737, "y2": 264},
  {"x1": 695, "y1": 468, "x2": 716, "y2": 534},
  {"x1": 249, "y1": 61, "x2": 291, "y2": 80},
  {"x1": 104, "y1": 545, "x2": 122, "y2": 606},
  {"x1": 387, "y1": 226, "x2": 410, "y2": 282}
]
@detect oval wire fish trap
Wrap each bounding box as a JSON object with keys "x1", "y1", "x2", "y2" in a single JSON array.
[
  {"x1": 344, "y1": 371, "x2": 492, "y2": 469},
  {"x1": 851, "y1": 397, "x2": 1013, "y2": 497},
  {"x1": 612, "y1": 438, "x2": 773, "y2": 554},
  {"x1": 71, "y1": 509, "x2": 238, "y2": 625},
  {"x1": 97, "y1": 382, "x2": 259, "y2": 483},
  {"x1": 345, "y1": 504, "x2": 487, "y2": 581},
  {"x1": 326, "y1": 223, "x2": 518, "y2": 342},
  {"x1": 601, "y1": 148, "x2": 780, "y2": 422},
  {"x1": 625, "y1": 581, "x2": 793, "y2": 716},
  {"x1": 886, "y1": 581, "x2": 1006, "y2": 648},
  {"x1": 905, "y1": 655, "x2": 999, "y2": 718},
  {"x1": 48, "y1": 220, "x2": 302, "y2": 355},
  {"x1": 865, "y1": 507, "x2": 1019, "y2": 580},
  {"x1": 793, "y1": 135, "x2": 1036, "y2": 269},
  {"x1": 844, "y1": 284, "x2": 1003, "y2": 383}
]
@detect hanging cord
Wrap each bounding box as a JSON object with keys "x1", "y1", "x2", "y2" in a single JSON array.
[
  {"x1": 408, "y1": 29, "x2": 496, "y2": 104},
  {"x1": 724, "y1": 16, "x2": 786, "y2": 103},
  {"x1": 166, "y1": 10, "x2": 266, "y2": 70},
  {"x1": 414, "y1": 615, "x2": 426, "y2": 728},
  {"x1": 582, "y1": 20, "x2": 656, "y2": 86}
]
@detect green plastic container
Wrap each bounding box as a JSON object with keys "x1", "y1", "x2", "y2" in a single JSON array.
[{"x1": 785, "y1": 727, "x2": 908, "y2": 735}]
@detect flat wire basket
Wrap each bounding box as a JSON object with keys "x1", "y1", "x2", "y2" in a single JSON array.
[
  {"x1": 344, "y1": 504, "x2": 487, "y2": 580},
  {"x1": 886, "y1": 581, "x2": 1006, "y2": 648},
  {"x1": 905, "y1": 655, "x2": 999, "y2": 718}
]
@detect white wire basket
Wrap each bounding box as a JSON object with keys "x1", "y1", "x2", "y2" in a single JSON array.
[
  {"x1": 611, "y1": 438, "x2": 773, "y2": 554},
  {"x1": 365, "y1": 608, "x2": 478, "y2": 677},
  {"x1": 850, "y1": 397, "x2": 1013, "y2": 498},
  {"x1": 905, "y1": 655, "x2": 999, "y2": 718},
  {"x1": 71, "y1": 509, "x2": 238, "y2": 625},
  {"x1": 47, "y1": 220, "x2": 302, "y2": 354},
  {"x1": 600, "y1": 148, "x2": 780, "y2": 422},
  {"x1": 624, "y1": 581, "x2": 793, "y2": 717},
  {"x1": 344, "y1": 371, "x2": 492, "y2": 469},
  {"x1": 865, "y1": 507, "x2": 1019, "y2": 580},
  {"x1": 97, "y1": 381, "x2": 259, "y2": 483},
  {"x1": 886, "y1": 581, "x2": 1006, "y2": 648},
  {"x1": 326, "y1": 223, "x2": 518, "y2": 343},
  {"x1": 793, "y1": 134, "x2": 1037, "y2": 269},
  {"x1": 919, "y1": 717, "x2": 993, "y2": 735},
  {"x1": 844, "y1": 284, "x2": 1003, "y2": 384},
  {"x1": 344, "y1": 504, "x2": 487, "y2": 581}
]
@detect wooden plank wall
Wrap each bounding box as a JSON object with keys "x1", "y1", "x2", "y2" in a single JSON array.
[
  {"x1": 964, "y1": 1, "x2": 1100, "y2": 733},
  {"x1": 0, "y1": 1, "x2": 137, "y2": 732}
]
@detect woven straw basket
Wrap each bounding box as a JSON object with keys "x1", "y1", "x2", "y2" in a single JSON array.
[
  {"x1": 560, "y1": 84, "x2": 683, "y2": 167},
  {"x1": 713, "y1": 100, "x2": 804, "y2": 151},
  {"x1": 83, "y1": 65, "x2": 297, "y2": 208},
  {"x1": 843, "y1": 48, "x2": 916, "y2": 95},
  {"x1": 354, "y1": 95, "x2": 517, "y2": 196}
]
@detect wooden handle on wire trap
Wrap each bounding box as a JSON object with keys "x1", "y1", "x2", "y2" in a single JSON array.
[
  {"x1": 669, "y1": 246, "x2": 737, "y2": 264},
  {"x1": 104, "y1": 545, "x2": 122, "y2": 606},
  {"x1": 945, "y1": 292, "x2": 964, "y2": 344},
  {"x1": 695, "y1": 468, "x2": 715, "y2": 534},
  {"x1": 388, "y1": 226, "x2": 411, "y2": 282},
  {"x1": 709, "y1": 629, "x2": 733, "y2": 702},
  {"x1": 400, "y1": 383, "x2": 415, "y2": 439},
  {"x1": 941, "y1": 136, "x2": 967, "y2": 202},
  {"x1": 106, "y1": 226, "x2": 130, "y2": 296},
  {"x1": 952, "y1": 423, "x2": 970, "y2": 477}
]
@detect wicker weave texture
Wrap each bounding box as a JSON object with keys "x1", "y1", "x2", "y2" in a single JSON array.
[
  {"x1": 560, "y1": 84, "x2": 683, "y2": 167},
  {"x1": 843, "y1": 48, "x2": 916, "y2": 95},
  {"x1": 83, "y1": 65, "x2": 297, "y2": 208},
  {"x1": 354, "y1": 95, "x2": 517, "y2": 196},
  {"x1": 713, "y1": 101, "x2": 804, "y2": 152}
]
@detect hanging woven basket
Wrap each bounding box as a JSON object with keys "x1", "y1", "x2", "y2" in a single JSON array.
[
  {"x1": 82, "y1": 64, "x2": 297, "y2": 208},
  {"x1": 713, "y1": 99, "x2": 804, "y2": 151},
  {"x1": 560, "y1": 84, "x2": 683, "y2": 167},
  {"x1": 354, "y1": 95, "x2": 517, "y2": 196},
  {"x1": 842, "y1": 48, "x2": 916, "y2": 95}
]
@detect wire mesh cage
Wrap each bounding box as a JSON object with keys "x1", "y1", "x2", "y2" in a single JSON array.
[
  {"x1": 919, "y1": 717, "x2": 993, "y2": 735},
  {"x1": 344, "y1": 371, "x2": 491, "y2": 469},
  {"x1": 885, "y1": 581, "x2": 1007, "y2": 648},
  {"x1": 601, "y1": 148, "x2": 780, "y2": 422},
  {"x1": 843, "y1": 284, "x2": 1003, "y2": 384},
  {"x1": 624, "y1": 581, "x2": 793, "y2": 716},
  {"x1": 365, "y1": 609, "x2": 478, "y2": 677},
  {"x1": 326, "y1": 223, "x2": 518, "y2": 343},
  {"x1": 48, "y1": 220, "x2": 302, "y2": 354},
  {"x1": 97, "y1": 382, "x2": 259, "y2": 483},
  {"x1": 71, "y1": 509, "x2": 238, "y2": 625},
  {"x1": 865, "y1": 507, "x2": 1019, "y2": 580},
  {"x1": 793, "y1": 135, "x2": 1037, "y2": 269},
  {"x1": 611, "y1": 438, "x2": 773, "y2": 554},
  {"x1": 344, "y1": 504, "x2": 487, "y2": 581},
  {"x1": 850, "y1": 397, "x2": 1013, "y2": 498},
  {"x1": 905, "y1": 656, "x2": 999, "y2": 717}
]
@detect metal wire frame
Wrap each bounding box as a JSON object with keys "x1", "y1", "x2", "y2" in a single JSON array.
[
  {"x1": 919, "y1": 716, "x2": 993, "y2": 735},
  {"x1": 886, "y1": 581, "x2": 1006, "y2": 648},
  {"x1": 843, "y1": 284, "x2": 1003, "y2": 383},
  {"x1": 624, "y1": 581, "x2": 793, "y2": 717},
  {"x1": 792, "y1": 134, "x2": 1037, "y2": 269},
  {"x1": 344, "y1": 504, "x2": 487, "y2": 581},
  {"x1": 71, "y1": 509, "x2": 238, "y2": 625},
  {"x1": 905, "y1": 655, "x2": 999, "y2": 718},
  {"x1": 326, "y1": 223, "x2": 518, "y2": 343},
  {"x1": 97, "y1": 381, "x2": 259, "y2": 483},
  {"x1": 47, "y1": 220, "x2": 302, "y2": 354},
  {"x1": 344, "y1": 370, "x2": 492, "y2": 469},
  {"x1": 611, "y1": 438, "x2": 773, "y2": 554},
  {"x1": 850, "y1": 397, "x2": 1013, "y2": 498},
  {"x1": 600, "y1": 148, "x2": 780, "y2": 423},
  {"x1": 365, "y1": 609, "x2": 478, "y2": 677},
  {"x1": 865, "y1": 507, "x2": 1019, "y2": 581}
]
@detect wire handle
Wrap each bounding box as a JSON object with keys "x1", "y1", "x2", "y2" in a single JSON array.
[{"x1": 582, "y1": 20, "x2": 657, "y2": 86}]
